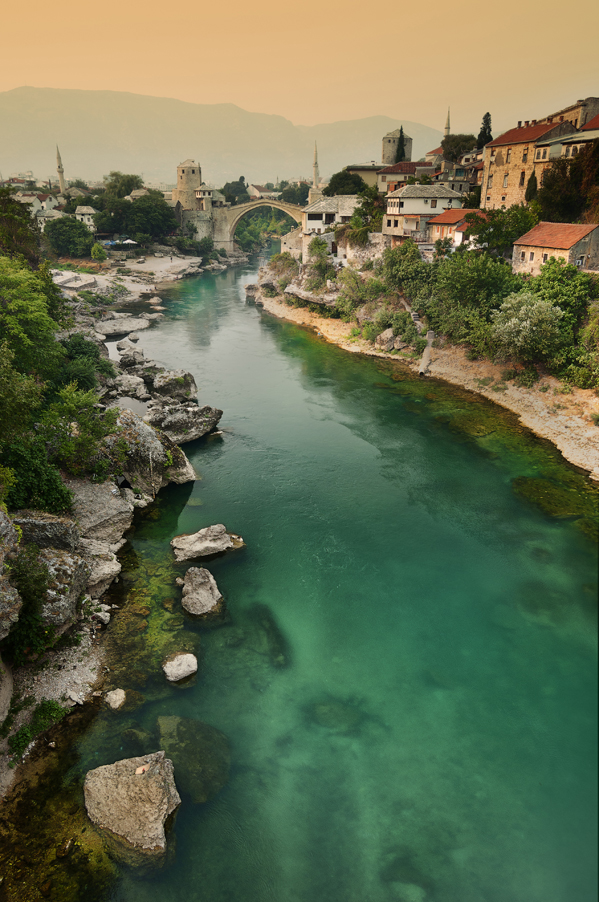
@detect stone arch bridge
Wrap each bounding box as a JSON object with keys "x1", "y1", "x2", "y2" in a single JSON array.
[{"x1": 212, "y1": 199, "x2": 303, "y2": 252}]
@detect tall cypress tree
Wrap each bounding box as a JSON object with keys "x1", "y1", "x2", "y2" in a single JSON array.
[
  {"x1": 395, "y1": 126, "x2": 406, "y2": 163},
  {"x1": 477, "y1": 113, "x2": 493, "y2": 149},
  {"x1": 525, "y1": 171, "x2": 538, "y2": 203}
]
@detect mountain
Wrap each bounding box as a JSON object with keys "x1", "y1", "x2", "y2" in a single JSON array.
[{"x1": 0, "y1": 87, "x2": 441, "y2": 186}]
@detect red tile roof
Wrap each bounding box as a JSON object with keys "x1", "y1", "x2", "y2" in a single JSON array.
[
  {"x1": 427, "y1": 209, "x2": 480, "y2": 226},
  {"x1": 427, "y1": 146, "x2": 443, "y2": 155},
  {"x1": 379, "y1": 161, "x2": 433, "y2": 175},
  {"x1": 487, "y1": 123, "x2": 558, "y2": 147},
  {"x1": 582, "y1": 112, "x2": 599, "y2": 131},
  {"x1": 514, "y1": 222, "x2": 599, "y2": 250}
]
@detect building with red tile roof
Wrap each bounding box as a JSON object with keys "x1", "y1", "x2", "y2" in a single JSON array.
[
  {"x1": 512, "y1": 222, "x2": 599, "y2": 276},
  {"x1": 427, "y1": 209, "x2": 483, "y2": 247},
  {"x1": 582, "y1": 112, "x2": 599, "y2": 132}
]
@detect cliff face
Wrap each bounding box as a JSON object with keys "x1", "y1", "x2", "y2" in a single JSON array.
[{"x1": 0, "y1": 511, "x2": 22, "y2": 643}]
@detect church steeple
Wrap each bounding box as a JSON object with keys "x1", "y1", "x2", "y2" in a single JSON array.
[
  {"x1": 444, "y1": 108, "x2": 451, "y2": 138},
  {"x1": 313, "y1": 141, "x2": 320, "y2": 188},
  {"x1": 56, "y1": 145, "x2": 66, "y2": 194}
]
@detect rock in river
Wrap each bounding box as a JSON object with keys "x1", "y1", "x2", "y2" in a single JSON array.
[
  {"x1": 144, "y1": 402, "x2": 222, "y2": 444},
  {"x1": 83, "y1": 751, "x2": 180, "y2": 865},
  {"x1": 171, "y1": 524, "x2": 244, "y2": 562},
  {"x1": 157, "y1": 716, "x2": 230, "y2": 804},
  {"x1": 162, "y1": 652, "x2": 198, "y2": 682},
  {"x1": 181, "y1": 567, "x2": 224, "y2": 619},
  {"x1": 95, "y1": 317, "x2": 151, "y2": 337}
]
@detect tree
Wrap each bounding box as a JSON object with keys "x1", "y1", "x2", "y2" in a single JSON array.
[
  {"x1": 536, "y1": 139, "x2": 599, "y2": 222},
  {"x1": 491, "y1": 291, "x2": 564, "y2": 362},
  {"x1": 441, "y1": 134, "x2": 476, "y2": 162},
  {"x1": 0, "y1": 256, "x2": 62, "y2": 376},
  {"x1": 103, "y1": 171, "x2": 144, "y2": 198},
  {"x1": 280, "y1": 182, "x2": 310, "y2": 205},
  {"x1": 221, "y1": 178, "x2": 250, "y2": 205},
  {"x1": 93, "y1": 197, "x2": 131, "y2": 234},
  {"x1": 91, "y1": 242, "x2": 107, "y2": 261},
  {"x1": 322, "y1": 170, "x2": 367, "y2": 196},
  {"x1": 125, "y1": 193, "x2": 177, "y2": 238},
  {"x1": 395, "y1": 127, "x2": 406, "y2": 163},
  {"x1": 44, "y1": 217, "x2": 94, "y2": 257},
  {"x1": 0, "y1": 342, "x2": 42, "y2": 444},
  {"x1": 69, "y1": 179, "x2": 89, "y2": 191},
  {"x1": 464, "y1": 205, "x2": 539, "y2": 258},
  {"x1": 525, "y1": 171, "x2": 538, "y2": 203},
  {"x1": 477, "y1": 113, "x2": 493, "y2": 149},
  {"x1": 0, "y1": 187, "x2": 40, "y2": 267}
]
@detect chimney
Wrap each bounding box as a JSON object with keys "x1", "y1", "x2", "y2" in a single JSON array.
[
  {"x1": 517, "y1": 121, "x2": 522, "y2": 128},
  {"x1": 524, "y1": 121, "x2": 529, "y2": 127},
  {"x1": 532, "y1": 119, "x2": 537, "y2": 125}
]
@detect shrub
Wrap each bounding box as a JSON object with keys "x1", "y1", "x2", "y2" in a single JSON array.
[
  {"x1": 1, "y1": 438, "x2": 73, "y2": 513},
  {"x1": 0, "y1": 545, "x2": 52, "y2": 666},
  {"x1": 91, "y1": 242, "x2": 107, "y2": 262},
  {"x1": 40, "y1": 384, "x2": 119, "y2": 478},
  {"x1": 515, "y1": 367, "x2": 540, "y2": 387},
  {"x1": 491, "y1": 291, "x2": 563, "y2": 363}
]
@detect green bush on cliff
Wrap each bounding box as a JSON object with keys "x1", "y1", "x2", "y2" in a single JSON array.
[
  {"x1": 40, "y1": 384, "x2": 119, "y2": 478},
  {"x1": 0, "y1": 544, "x2": 52, "y2": 667},
  {"x1": 1, "y1": 438, "x2": 72, "y2": 513}
]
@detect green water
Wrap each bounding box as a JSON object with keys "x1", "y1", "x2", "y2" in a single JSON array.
[{"x1": 81, "y1": 253, "x2": 596, "y2": 901}]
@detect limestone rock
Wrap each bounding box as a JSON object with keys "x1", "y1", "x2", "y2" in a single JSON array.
[
  {"x1": 95, "y1": 317, "x2": 151, "y2": 337},
  {"x1": 83, "y1": 751, "x2": 181, "y2": 863},
  {"x1": 375, "y1": 328, "x2": 395, "y2": 352},
  {"x1": 144, "y1": 402, "x2": 222, "y2": 444},
  {"x1": 64, "y1": 478, "x2": 135, "y2": 546},
  {"x1": 11, "y1": 510, "x2": 79, "y2": 552},
  {"x1": 79, "y1": 538, "x2": 122, "y2": 598},
  {"x1": 0, "y1": 511, "x2": 22, "y2": 641},
  {"x1": 152, "y1": 370, "x2": 198, "y2": 402},
  {"x1": 114, "y1": 373, "x2": 149, "y2": 400},
  {"x1": 38, "y1": 548, "x2": 90, "y2": 635},
  {"x1": 394, "y1": 338, "x2": 408, "y2": 350},
  {"x1": 105, "y1": 689, "x2": 126, "y2": 709},
  {"x1": 181, "y1": 567, "x2": 224, "y2": 618},
  {"x1": 170, "y1": 524, "x2": 244, "y2": 562},
  {"x1": 162, "y1": 652, "x2": 198, "y2": 682},
  {"x1": 157, "y1": 716, "x2": 230, "y2": 804}
]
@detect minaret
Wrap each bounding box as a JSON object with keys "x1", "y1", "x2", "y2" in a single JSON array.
[
  {"x1": 444, "y1": 108, "x2": 451, "y2": 138},
  {"x1": 312, "y1": 141, "x2": 320, "y2": 188},
  {"x1": 56, "y1": 146, "x2": 66, "y2": 194}
]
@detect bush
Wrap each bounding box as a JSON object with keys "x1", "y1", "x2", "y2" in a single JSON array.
[
  {"x1": 44, "y1": 217, "x2": 94, "y2": 258},
  {"x1": 1, "y1": 437, "x2": 73, "y2": 513},
  {"x1": 91, "y1": 242, "x2": 107, "y2": 262},
  {"x1": 515, "y1": 367, "x2": 539, "y2": 388},
  {"x1": 7, "y1": 699, "x2": 68, "y2": 762},
  {"x1": 0, "y1": 545, "x2": 52, "y2": 666},
  {"x1": 41, "y1": 384, "x2": 119, "y2": 478},
  {"x1": 491, "y1": 291, "x2": 564, "y2": 363}
]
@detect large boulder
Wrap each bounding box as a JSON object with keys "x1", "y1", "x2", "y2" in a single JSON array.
[
  {"x1": 114, "y1": 373, "x2": 150, "y2": 400},
  {"x1": 11, "y1": 510, "x2": 79, "y2": 552},
  {"x1": 83, "y1": 751, "x2": 181, "y2": 865},
  {"x1": 95, "y1": 317, "x2": 151, "y2": 337},
  {"x1": 171, "y1": 524, "x2": 244, "y2": 562},
  {"x1": 111, "y1": 409, "x2": 196, "y2": 496},
  {"x1": 157, "y1": 716, "x2": 230, "y2": 804},
  {"x1": 39, "y1": 548, "x2": 90, "y2": 635},
  {"x1": 0, "y1": 511, "x2": 22, "y2": 641},
  {"x1": 375, "y1": 328, "x2": 395, "y2": 352},
  {"x1": 181, "y1": 567, "x2": 224, "y2": 619},
  {"x1": 79, "y1": 538, "x2": 122, "y2": 598},
  {"x1": 64, "y1": 478, "x2": 135, "y2": 546},
  {"x1": 152, "y1": 370, "x2": 197, "y2": 402},
  {"x1": 162, "y1": 652, "x2": 198, "y2": 682},
  {"x1": 144, "y1": 402, "x2": 222, "y2": 444}
]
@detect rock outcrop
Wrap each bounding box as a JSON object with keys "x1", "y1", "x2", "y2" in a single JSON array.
[
  {"x1": 144, "y1": 401, "x2": 222, "y2": 444},
  {"x1": 65, "y1": 478, "x2": 135, "y2": 546},
  {"x1": 112, "y1": 409, "x2": 196, "y2": 496},
  {"x1": 11, "y1": 510, "x2": 79, "y2": 552},
  {"x1": 162, "y1": 652, "x2": 198, "y2": 682},
  {"x1": 181, "y1": 567, "x2": 224, "y2": 619},
  {"x1": 83, "y1": 751, "x2": 181, "y2": 864},
  {"x1": 152, "y1": 370, "x2": 197, "y2": 402},
  {"x1": 157, "y1": 716, "x2": 230, "y2": 804},
  {"x1": 171, "y1": 524, "x2": 244, "y2": 562},
  {"x1": 0, "y1": 511, "x2": 22, "y2": 642},
  {"x1": 95, "y1": 317, "x2": 151, "y2": 337},
  {"x1": 79, "y1": 538, "x2": 122, "y2": 598},
  {"x1": 38, "y1": 548, "x2": 90, "y2": 635}
]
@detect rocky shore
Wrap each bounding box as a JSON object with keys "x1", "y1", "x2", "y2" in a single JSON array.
[{"x1": 250, "y1": 278, "x2": 599, "y2": 483}]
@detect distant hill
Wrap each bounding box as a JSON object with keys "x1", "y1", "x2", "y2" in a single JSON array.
[{"x1": 0, "y1": 87, "x2": 441, "y2": 187}]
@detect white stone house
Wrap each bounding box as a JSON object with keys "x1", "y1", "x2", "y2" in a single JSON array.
[
  {"x1": 512, "y1": 222, "x2": 599, "y2": 276},
  {"x1": 247, "y1": 184, "x2": 281, "y2": 200},
  {"x1": 383, "y1": 185, "x2": 463, "y2": 243},
  {"x1": 75, "y1": 206, "x2": 97, "y2": 231},
  {"x1": 14, "y1": 193, "x2": 43, "y2": 213},
  {"x1": 301, "y1": 195, "x2": 360, "y2": 235}
]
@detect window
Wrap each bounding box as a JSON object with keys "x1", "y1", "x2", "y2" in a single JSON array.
[
  {"x1": 519, "y1": 171, "x2": 525, "y2": 187},
  {"x1": 308, "y1": 213, "x2": 322, "y2": 220},
  {"x1": 542, "y1": 253, "x2": 548, "y2": 263},
  {"x1": 387, "y1": 219, "x2": 391, "y2": 227},
  {"x1": 503, "y1": 174, "x2": 509, "y2": 187},
  {"x1": 572, "y1": 146, "x2": 579, "y2": 156},
  {"x1": 486, "y1": 195, "x2": 491, "y2": 202},
  {"x1": 192, "y1": 169, "x2": 195, "y2": 174},
  {"x1": 182, "y1": 169, "x2": 185, "y2": 174},
  {"x1": 437, "y1": 226, "x2": 441, "y2": 234},
  {"x1": 522, "y1": 148, "x2": 528, "y2": 163},
  {"x1": 502, "y1": 196, "x2": 506, "y2": 202},
  {"x1": 431, "y1": 199, "x2": 437, "y2": 208},
  {"x1": 488, "y1": 174, "x2": 493, "y2": 188},
  {"x1": 529, "y1": 252, "x2": 534, "y2": 261},
  {"x1": 381, "y1": 176, "x2": 386, "y2": 182},
  {"x1": 520, "y1": 251, "x2": 525, "y2": 261},
  {"x1": 565, "y1": 146, "x2": 571, "y2": 157},
  {"x1": 535, "y1": 150, "x2": 541, "y2": 160},
  {"x1": 394, "y1": 219, "x2": 398, "y2": 228},
  {"x1": 506, "y1": 149, "x2": 512, "y2": 162},
  {"x1": 542, "y1": 149, "x2": 547, "y2": 160},
  {"x1": 399, "y1": 201, "x2": 404, "y2": 208}
]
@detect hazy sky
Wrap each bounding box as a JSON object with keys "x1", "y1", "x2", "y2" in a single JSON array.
[{"x1": 2, "y1": 0, "x2": 598, "y2": 133}]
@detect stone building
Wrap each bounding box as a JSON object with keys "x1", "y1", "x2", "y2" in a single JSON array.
[
  {"x1": 381, "y1": 129, "x2": 413, "y2": 165},
  {"x1": 75, "y1": 205, "x2": 97, "y2": 231},
  {"x1": 536, "y1": 97, "x2": 599, "y2": 130},
  {"x1": 377, "y1": 162, "x2": 434, "y2": 193},
  {"x1": 383, "y1": 184, "x2": 462, "y2": 244},
  {"x1": 512, "y1": 222, "x2": 599, "y2": 276},
  {"x1": 427, "y1": 209, "x2": 480, "y2": 248},
  {"x1": 171, "y1": 159, "x2": 203, "y2": 210},
  {"x1": 480, "y1": 120, "x2": 576, "y2": 209}
]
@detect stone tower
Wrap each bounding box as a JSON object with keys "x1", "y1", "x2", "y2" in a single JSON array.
[
  {"x1": 445, "y1": 108, "x2": 451, "y2": 138},
  {"x1": 56, "y1": 145, "x2": 66, "y2": 194},
  {"x1": 381, "y1": 129, "x2": 413, "y2": 165},
  {"x1": 172, "y1": 159, "x2": 202, "y2": 210},
  {"x1": 312, "y1": 142, "x2": 320, "y2": 188}
]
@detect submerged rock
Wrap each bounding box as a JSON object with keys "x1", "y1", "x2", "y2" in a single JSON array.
[
  {"x1": 144, "y1": 402, "x2": 222, "y2": 444},
  {"x1": 157, "y1": 716, "x2": 230, "y2": 804},
  {"x1": 83, "y1": 751, "x2": 180, "y2": 864},
  {"x1": 162, "y1": 652, "x2": 198, "y2": 682},
  {"x1": 181, "y1": 567, "x2": 224, "y2": 619},
  {"x1": 171, "y1": 524, "x2": 244, "y2": 562}
]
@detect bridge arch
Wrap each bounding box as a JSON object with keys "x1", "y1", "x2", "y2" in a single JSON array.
[{"x1": 226, "y1": 198, "x2": 303, "y2": 242}]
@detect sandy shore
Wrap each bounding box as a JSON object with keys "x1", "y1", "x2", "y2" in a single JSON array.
[{"x1": 258, "y1": 293, "x2": 599, "y2": 482}]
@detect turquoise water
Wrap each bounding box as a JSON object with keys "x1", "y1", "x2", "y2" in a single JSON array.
[{"x1": 82, "y1": 252, "x2": 596, "y2": 901}]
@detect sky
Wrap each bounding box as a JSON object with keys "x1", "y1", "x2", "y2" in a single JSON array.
[{"x1": 1, "y1": 0, "x2": 598, "y2": 133}]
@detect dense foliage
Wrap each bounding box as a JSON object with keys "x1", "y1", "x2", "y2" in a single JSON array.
[
  {"x1": 234, "y1": 207, "x2": 296, "y2": 252},
  {"x1": 221, "y1": 176, "x2": 250, "y2": 205},
  {"x1": 441, "y1": 134, "x2": 476, "y2": 162},
  {"x1": 464, "y1": 205, "x2": 539, "y2": 258},
  {"x1": 279, "y1": 182, "x2": 310, "y2": 205},
  {"x1": 44, "y1": 216, "x2": 94, "y2": 257},
  {"x1": 0, "y1": 544, "x2": 52, "y2": 666},
  {"x1": 323, "y1": 170, "x2": 367, "y2": 196},
  {"x1": 536, "y1": 139, "x2": 599, "y2": 223},
  {"x1": 93, "y1": 191, "x2": 177, "y2": 242},
  {"x1": 477, "y1": 113, "x2": 493, "y2": 149},
  {"x1": 0, "y1": 188, "x2": 41, "y2": 267}
]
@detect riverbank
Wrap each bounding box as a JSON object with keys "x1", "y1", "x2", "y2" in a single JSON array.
[{"x1": 257, "y1": 292, "x2": 599, "y2": 482}]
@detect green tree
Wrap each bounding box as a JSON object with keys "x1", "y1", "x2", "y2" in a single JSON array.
[
  {"x1": 322, "y1": 170, "x2": 367, "y2": 196},
  {"x1": 491, "y1": 291, "x2": 564, "y2": 362},
  {"x1": 103, "y1": 171, "x2": 144, "y2": 198},
  {"x1": 0, "y1": 187, "x2": 41, "y2": 267},
  {"x1": 221, "y1": 177, "x2": 250, "y2": 205},
  {"x1": 280, "y1": 182, "x2": 310, "y2": 205},
  {"x1": 40, "y1": 383, "x2": 118, "y2": 478},
  {"x1": 394, "y1": 127, "x2": 406, "y2": 163},
  {"x1": 44, "y1": 216, "x2": 94, "y2": 257},
  {"x1": 91, "y1": 242, "x2": 107, "y2": 261},
  {"x1": 126, "y1": 193, "x2": 177, "y2": 238},
  {"x1": 69, "y1": 178, "x2": 89, "y2": 191},
  {"x1": 525, "y1": 171, "x2": 538, "y2": 203},
  {"x1": 93, "y1": 196, "x2": 133, "y2": 234},
  {"x1": 464, "y1": 204, "x2": 539, "y2": 258},
  {"x1": 536, "y1": 140, "x2": 599, "y2": 222},
  {"x1": 0, "y1": 256, "x2": 62, "y2": 376},
  {"x1": 441, "y1": 134, "x2": 477, "y2": 162},
  {"x1": 477, "y1": 113, "x2": 493, "y2": 149},
  {"x1": 0, "y1": 342, "x2": 42, "y2": 444}
]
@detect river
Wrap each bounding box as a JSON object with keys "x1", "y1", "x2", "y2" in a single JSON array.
[{"x1": 66, "y1": 247, "x2": 597, "y2": 901}]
